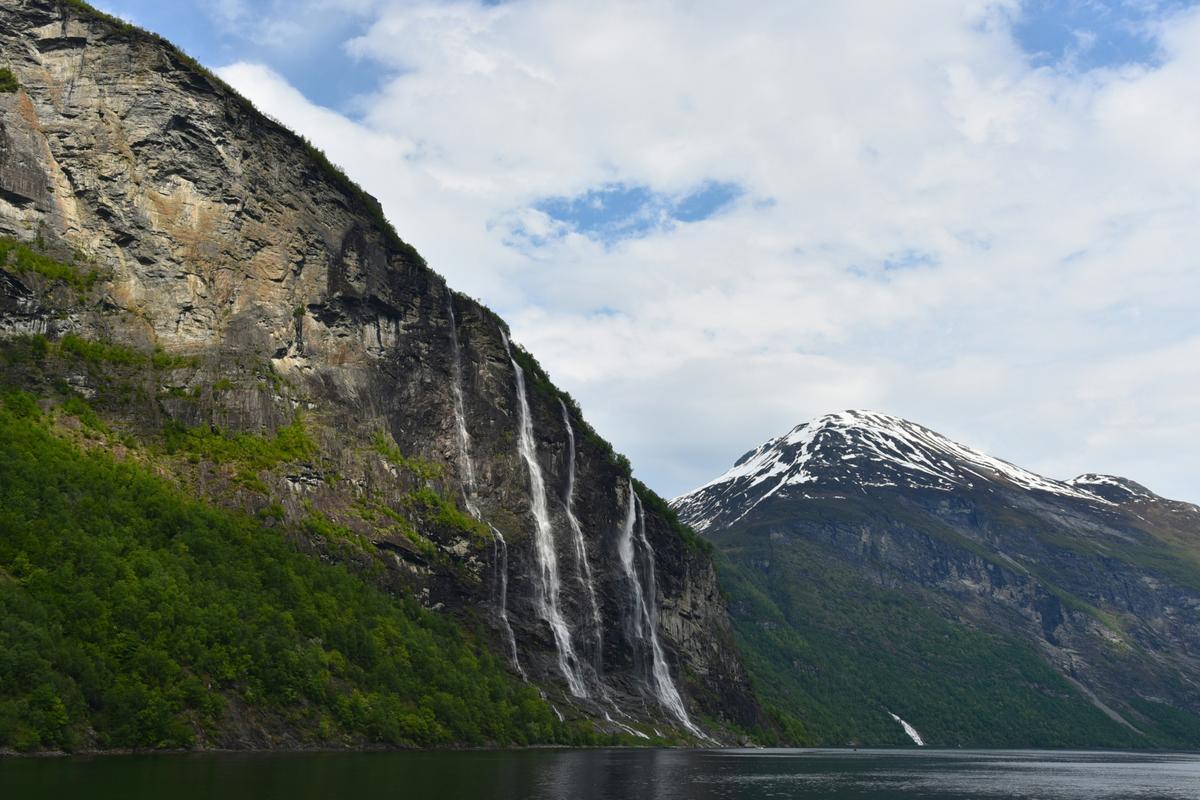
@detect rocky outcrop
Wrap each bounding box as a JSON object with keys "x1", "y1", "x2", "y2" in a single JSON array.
[{"x1": 0, "y1": 0, "x2": 764, "y2": 742}]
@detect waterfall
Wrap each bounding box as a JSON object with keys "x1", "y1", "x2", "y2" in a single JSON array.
[
  {"x1": 617, "y1": 482, "x2": 703, "y2": 738},
  {"x1": 447, "y1": 300, "x2": 521, "y2": 674},
  {"x1": 491, "y1": 525, "x2": 524, "y2": 676},
  {"x1": 446, "y1": 298, "x2": 480, "y2": 519},
  {"x1": 501, "y1": 331, "x2": 588, "y2": 698},
  {"x1": 559, "y1": 398, "x2": 604, "y2": 669},
  {"x1": 604, "y1": 711, "x2": 650, "y2": 740},
  {"x1": 889, "y1": 712, "x2": 926, "y2": 746}
]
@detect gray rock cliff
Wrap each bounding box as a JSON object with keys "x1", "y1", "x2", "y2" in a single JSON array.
[{"x1": 0, "y1": 0, "x2": 765, "y2": 743}]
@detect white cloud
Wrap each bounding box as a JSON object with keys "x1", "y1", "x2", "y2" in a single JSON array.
[{"x1": 218, "y1": 0, "x2": 1200, "y2": 503}]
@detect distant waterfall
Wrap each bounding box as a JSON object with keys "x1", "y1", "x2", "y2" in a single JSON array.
[
  {"x1": 501, "y1": 331, "x2": 588, "y2": 698},
  {"x1": 618, "y1": 482, "x2": 702, "y2": 737},
  {"x1": 889, "y1": 712, "x2": 926, "y2": 746},
  {"x1": 446, "y1": 299, "x2": 479, "y2": 518},
  {"x1": 559, "y1": 398, "x2": 604, "y2": 669},
  {"x1": 447, "y1": 300, "x2": 521, "y2": 674},
  {"x1": 491, "y1": 525, "x2": 524, "y2": 677}
]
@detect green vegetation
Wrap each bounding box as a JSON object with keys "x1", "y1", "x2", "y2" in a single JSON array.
[
  {"x1": 372, "y1": 432, "x2": 443, "y2": 483},
  {"x1": 715, "y1": 522, "x2": 1148, "y2": 748},
  {"x1": 372, "y1": 432, "x2": 489, "y2": 544},
  {"x1": 402, "y1": 488, "x2": 489, "y2": 543},
  {"x1": 62, "y1": 394, "x2": 106, "y2": 432},
  {"x1": 354, "y1": 500, "x2": 438, "y2": 559},
  {"x1": 0, "y1": 237, "x2": 98, "y2": 291},
  {"x1": 59, "y1": 333, "x2": 196, "y2": 370},
  {"x1": 1035, "y1": 524, "x2": 1200, "y2": 595},
  {"x1": 0, "y1": 68, "x2": 18, "y2": 94},
  {"x1": 633, "y1": 479, "x2": 712, "y2": 556},
  {"x1": 163, "y1": 418, "x2": 317, "y2": 490},
  {"x1": 0, "y1": 393, "x2": 589, "y2": 751}
]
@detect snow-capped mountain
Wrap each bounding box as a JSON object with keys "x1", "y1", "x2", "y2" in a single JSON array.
[
  {"x1": 671, "y1": 409, "x2": 1200, "y2": 749},
  {"x1": 673, "y1": 410, "x2": 1125, "y2": 533}
]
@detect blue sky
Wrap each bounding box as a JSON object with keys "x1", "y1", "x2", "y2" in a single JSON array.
[
  {"x1": 1012, "y1": 0, "x2": 1198, "y2": 70},
  {"x1": 96, "y1": 0, "x2": 1199, "y2": 243},
  {"x1": 96, "y1": 1, "x2": 1199, "y2": 109},
  {"x1": 92, "y1": 0, "x2": 383, "y2": 107},
  {"x1": 92, "y1": 0, "x2": 1200, "y2": 503}
]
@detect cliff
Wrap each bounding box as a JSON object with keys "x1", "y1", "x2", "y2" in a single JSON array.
[{"x1": 0, "y1": 0, "x2": 765, "y2": 748}]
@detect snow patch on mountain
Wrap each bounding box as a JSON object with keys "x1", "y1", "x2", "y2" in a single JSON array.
[
  {"x1": 674, "y1": 410, "x2": 1115, "y2": 532},
  {"x1": 1068, "y1": 474, "x2": 1158, "y2": 504}
]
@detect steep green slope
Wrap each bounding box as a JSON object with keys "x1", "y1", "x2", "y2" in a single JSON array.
[
  {"x1": 678, "y1": 411, "x2": 1200, "y2": 748},
  {"x1": 716, "y1": 522, "x2": 1146, "y2": 747},
  {"x1": 0, "y1": 390, "x2": 596, "y2": 752}
]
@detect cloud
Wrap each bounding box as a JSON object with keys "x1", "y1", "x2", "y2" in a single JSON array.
[{"x1": 217, "y1": 0, "x2": 1200, "y2": 503}]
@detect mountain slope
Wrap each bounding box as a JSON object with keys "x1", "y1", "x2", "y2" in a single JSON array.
[
  {"x1": 0, "y1": 390, "x2": 577, "y2": 751},
  {"x1": 674, "y1": 410, "x2": 1200, "y2": 747},
  {"x1": 0, "y1": 0, "x2": 766, "y2": 748}
]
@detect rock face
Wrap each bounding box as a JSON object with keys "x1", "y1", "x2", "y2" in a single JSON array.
[
  {"x1": 674, "y1": 410, "x2": 1200, "y2": 747},
  {"x1": 0, "y1": 0, "x2": 764, "y2": 742}
]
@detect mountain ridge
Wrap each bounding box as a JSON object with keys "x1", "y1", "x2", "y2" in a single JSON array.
[
  {"x1": 673, "y1": 409, "x2": 1200, "y2": 748},
  {"x1": 676, "y1": 410, "x2": 1143, "y2": 531}
]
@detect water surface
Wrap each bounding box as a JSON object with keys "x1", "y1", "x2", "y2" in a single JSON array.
[{"x1": 2, "y1": 748, "x2": 1198, "y2": 799}]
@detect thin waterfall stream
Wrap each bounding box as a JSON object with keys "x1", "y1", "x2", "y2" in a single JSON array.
[
  {"x1": 491, "y1": 525, "x2": 524, "y2": 676},
  {"x1": 446, "y1": 300, "x2": 521, "y2": 674},
  {"x1": 617, "y1": 482, "x2": 704, "y2": 737},
  {"x1": 501, "y1": 331, "x2": 588, "y2": 698},
  {"x1": 559, "y1": 398, "x2": 604, "y2": 671},
  {"x1": 446, "y1": 300, "x2": 480, "y2": 517}
]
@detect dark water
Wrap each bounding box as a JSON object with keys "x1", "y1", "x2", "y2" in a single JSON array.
[{"x1": 2, "y1": 748, "x2": 1198, "y2": 799}]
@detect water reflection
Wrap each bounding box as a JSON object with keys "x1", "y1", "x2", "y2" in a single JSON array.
[{"x1": 1, "y1": 748, "x2": 1198, "y2": 800}]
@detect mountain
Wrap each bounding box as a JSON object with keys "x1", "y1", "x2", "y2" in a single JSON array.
[
  {"x1": 673, "y1": 410, "x2": 1200, "y2": 747},
  {"x1": 0, "y1": 0, "x2": 768, "y2": 751}
]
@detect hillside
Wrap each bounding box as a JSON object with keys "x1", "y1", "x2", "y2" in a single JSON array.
[
  {"x1": 674, "y1": 410, "x2": 1200, "y2": 747},
  {"x1": 0, "y1": 0, "x2": 768, "y2": 750}
]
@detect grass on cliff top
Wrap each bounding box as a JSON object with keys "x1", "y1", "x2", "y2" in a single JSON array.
[
  {"x1": 0, "y1": 389, "x2": 598, "y2": 752},
  {"x1": 508, "y1": 343, "x2": 631, "y2": 474},
  {"x1": 0, "y1": 68, "x2": 18, "y2": 94}
]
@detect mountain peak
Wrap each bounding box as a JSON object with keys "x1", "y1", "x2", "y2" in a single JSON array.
[
  {"x1": 1068, "y1": 474, "x2": 1158, "y2": 504},
  {"x1": 675, "y1": 410, "x2": 1110, "y2": 532}
]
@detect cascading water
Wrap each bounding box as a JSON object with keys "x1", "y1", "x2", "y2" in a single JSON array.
[
  {"x1": 559, "y1": 398, "x2": 604, "y2": 668},
  {"x1": 617, "y1": 481, "x2": 703, "y2": 737},
  {"x1": 446, "y1": 299, "x2": 479, "y2": 518},
  {"x1": 447, "y1": 300, "x2": 521, "y2": 674},
  {"x1": 501, "y1": 331, "x2": 588, "y2": 698},
  {"x1": 491, "y1": 525, "x2": 524, "y2": 677}
]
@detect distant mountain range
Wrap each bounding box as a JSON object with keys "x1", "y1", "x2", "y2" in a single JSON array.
[{"x1": 673, "y1": 410, "x2": 1200, "y2": 747}]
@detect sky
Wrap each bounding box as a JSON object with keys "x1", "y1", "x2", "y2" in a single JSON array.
[{"x1": 92, "y1": 0, "x2": 1200, "y2": 504}]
